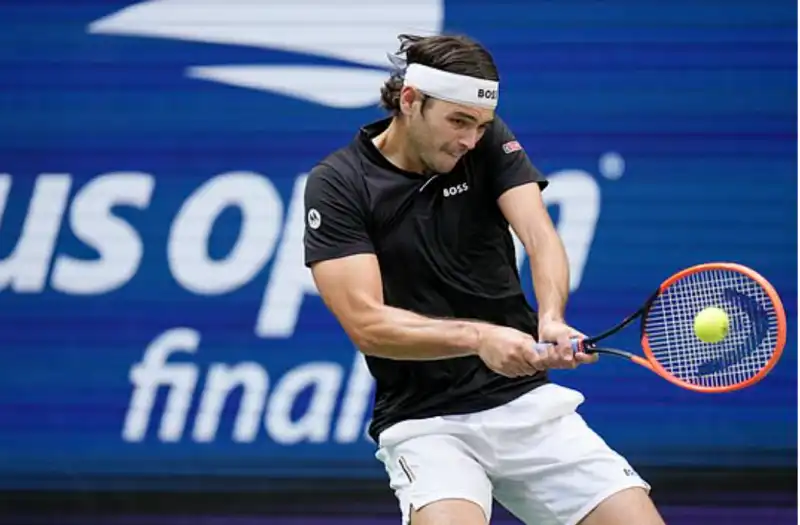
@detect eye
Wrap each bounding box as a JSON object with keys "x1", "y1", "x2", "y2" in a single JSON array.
[{"x1": 449, "y1": 117, "x2": 469, "y2": 129}]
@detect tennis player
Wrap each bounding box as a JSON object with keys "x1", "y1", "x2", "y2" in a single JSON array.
[{"x1": 303, "y1": 34, "x2": 665, "y2": 525}]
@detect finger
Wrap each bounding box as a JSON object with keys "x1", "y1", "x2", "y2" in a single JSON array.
[
  {"x1": 505, "y1": 358, "x2": 529, "y2": 376},
  {"x1": 537, "y1": 345, "x2": 567, "y2": 370},
  {"x1": 547, "y1": 336, "x2": 575, "y2": 367},
  {"x1": 502, "y1": 354, "x2": 537, "y2": 377},
  {"x1": 559, "y1": 338, "x2": 576, "y2": 361},
  {"x1": 518, "y1": 356, "x2": 544, "y2": 375},
  {"x1": 553, "y1": 346, "x2": 577, "y2": 369},
  {"x1": 491, "y1": 363, "x2": 517, "y2": 378},
  {"x1": 574, "y1": 351, "x2": 599, "y2": 364},
  {"x1": 569, "y1": 328, "x2": 588, "y2": 339},
  {"x1": 557, "y1": 333, "x2": 580, "y2": 359},
  {"x1": 556, "y1": 331, "x2": 572, "y2": 347},
  {"x1": 544, "y1": 346, "x2": 570, "y2": 369},
  {"x1": 524, "y1": 346, "x2": 549, "y2": 372}
]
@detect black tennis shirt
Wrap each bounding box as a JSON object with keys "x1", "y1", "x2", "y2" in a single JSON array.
[{"x1": 304, "y1": 116, "x2": 551, "y2": 441}]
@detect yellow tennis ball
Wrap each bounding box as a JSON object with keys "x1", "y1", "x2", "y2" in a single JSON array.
[{"x1": 694, "y1": 307, "x2": 730, "y2": 343}]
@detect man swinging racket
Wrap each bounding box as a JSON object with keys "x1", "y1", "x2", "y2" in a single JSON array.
[{"x1": 303, "y1": 33, "x2": 666, "y2": 525}]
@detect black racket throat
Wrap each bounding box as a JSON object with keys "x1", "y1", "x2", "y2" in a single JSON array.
[
  {"x1": 582, "y1": 344, "x2": 638, "y2": 360},
  {"x1": 579, "y1": 289, "x2": 660, "y2": 360}
]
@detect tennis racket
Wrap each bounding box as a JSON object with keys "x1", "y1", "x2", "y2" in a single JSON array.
[{"x1": 534, "y1": 262, "x2": 787, "y2": 393}]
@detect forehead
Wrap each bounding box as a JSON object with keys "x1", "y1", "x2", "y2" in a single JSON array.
[{"x1": 432, "y1": 98, "x2": 495, "y2": 124}]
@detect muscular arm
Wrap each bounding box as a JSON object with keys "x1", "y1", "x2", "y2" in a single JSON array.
[
  {"x1": 311, "y1": 254, "x2": 483, "y2": 360},
  {"x1": 498, "y1": 182, "x2": 570, "y2": 324},
  {"x1": 482, "y1": 117, "x2": 569, "y2": 324}
]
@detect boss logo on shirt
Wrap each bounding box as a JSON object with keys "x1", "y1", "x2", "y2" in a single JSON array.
[
  {"x1": 443, "y1": 183, "x2": 469, "y2": 197},
  {"x1": 477, "y1": 88, "x2": 497, "y2": 100}
]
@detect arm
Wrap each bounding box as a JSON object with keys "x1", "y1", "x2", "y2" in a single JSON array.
[
  {"x1": 305, "y1": 155, "x2": 549, "y2": 373},
  {"x1": 483, "y1": 119, "x2": 595, "y2": 365},
  {"x1": 499, "y1": 186, "x2": 594, "y2": 364},
  {"x1": 498, "y1": 184, "x2": 569, "y2": 324},
  {"x1": 482, "y1": 117, "x2": 568, "y2": 325},
  {"x1": 303, "y1": 162, "x2": 484, "y2": 361},
  {"x1": 310, "y1": 254, "x2": 482, "y2": 360}
]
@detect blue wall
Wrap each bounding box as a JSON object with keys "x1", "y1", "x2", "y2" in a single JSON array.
[{"x1": 0, "y1": 0, "x2": 795, "y2": 489}]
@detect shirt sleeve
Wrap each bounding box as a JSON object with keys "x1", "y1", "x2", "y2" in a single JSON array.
[
  {"x1": 482, "y1": 116, "x2": 549, "y2": 199},
  {"x1": 303, "y1": 163, "x2": 375, "y2": 268}
]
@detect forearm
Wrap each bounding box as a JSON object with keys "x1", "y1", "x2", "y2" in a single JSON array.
[
  {"x1": 354, "y1": 305, "x2": 484, "y2": 360},
  {"x1": 528, "y1": 229, "x2": 570, "y2": 324}
]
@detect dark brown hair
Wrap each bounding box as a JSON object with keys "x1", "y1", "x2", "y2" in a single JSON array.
[{"x1": 379, "y1": 34, "x2": 500, "y2": 114}]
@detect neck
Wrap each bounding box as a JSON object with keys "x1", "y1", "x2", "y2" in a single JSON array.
[{"x1": 372, "y1": 117, "x2": 430, "y2": 176}]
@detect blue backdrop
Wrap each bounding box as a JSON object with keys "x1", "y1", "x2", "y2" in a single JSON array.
[{"x1": 0, "y1": 0, "x2": 796, "y2": 490}]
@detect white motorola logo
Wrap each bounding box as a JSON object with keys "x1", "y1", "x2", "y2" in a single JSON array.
[
  {"x1": 87, "y1": 0, "x2": 444, "y2": 109},
  {"x1": 307, "y1": 208, "x2": 321, "y2": 230}
]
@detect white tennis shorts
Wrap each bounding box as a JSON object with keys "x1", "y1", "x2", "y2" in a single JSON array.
[{"x1": 374, "y1": 383, "x2": 650, "y2": 525}]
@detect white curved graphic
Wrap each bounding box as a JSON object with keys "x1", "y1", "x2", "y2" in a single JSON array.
[
  {"x1": 88, "y1": 0, "x2": 445, "y2": 108},
  {"x1": 188, "y1": 65, "x2": 392, "y2": 109}
]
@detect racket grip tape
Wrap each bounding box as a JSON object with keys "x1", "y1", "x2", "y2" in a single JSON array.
[{"x1": 533, "y1": 337, "x2": 584, "y2": 355}]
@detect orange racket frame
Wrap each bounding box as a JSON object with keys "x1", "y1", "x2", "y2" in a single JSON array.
[
  {"x1": 639, "y1": 262, "x2": 786, "y2": 393},
  {"x1": 535, "y1": 262, "x2": 787, "y2": 393}
]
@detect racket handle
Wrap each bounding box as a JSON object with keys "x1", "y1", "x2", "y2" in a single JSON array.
[{"x1": 533, "y1": 338, "x2": 584, "y2": 355}]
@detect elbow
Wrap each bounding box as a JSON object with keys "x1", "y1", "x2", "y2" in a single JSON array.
[
  {"x1": 350, "y1": 327, "x2": 377, "y2": 355},
  {"x1": 346, "y1": 308, "x2": 386, "y2": 357}
]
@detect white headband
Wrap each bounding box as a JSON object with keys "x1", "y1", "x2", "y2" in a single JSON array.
[{"x1": 403, "y1": 63, "x2": 499, "y2": 109}]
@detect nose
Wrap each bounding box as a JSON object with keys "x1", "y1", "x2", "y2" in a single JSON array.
[{"x1": 458, "y1": 129, "x2": 481, "y2": 151}]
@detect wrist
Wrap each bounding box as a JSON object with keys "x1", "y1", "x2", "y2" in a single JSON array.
[
  {"x1": 467, "y1": 322, "x2": 492, "y2": 355},
  {"x1": 539, "y1": 312, "x2": 565, "y2": 325}
]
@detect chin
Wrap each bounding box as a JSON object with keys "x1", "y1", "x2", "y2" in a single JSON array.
[{"x1": 436, "y1": 156, "x2": 460, "y2": 173}]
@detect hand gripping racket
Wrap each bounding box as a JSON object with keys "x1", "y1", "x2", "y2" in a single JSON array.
[{"x1": 534, "y1": 262, "x2": 787, "y2": 393}]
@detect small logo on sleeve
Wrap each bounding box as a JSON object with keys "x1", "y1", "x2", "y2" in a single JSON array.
[
  {"x1": 502, "y1": 140, "x2": 522, "y2": 154},
  {"x1": 307, "y1": 208, "x2": 321, "y2": 229}
]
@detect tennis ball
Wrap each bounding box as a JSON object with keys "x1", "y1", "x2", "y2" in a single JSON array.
[{"x1": 693, "y1": 307, "x2": 730, "y2": 343}]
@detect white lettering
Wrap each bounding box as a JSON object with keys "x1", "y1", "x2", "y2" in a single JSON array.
[
  {"x1": 257, "y1": 174, "x2": 319, "y2": 337},
  {"x1": 265, "y1": 362, "x2": 343, "y2": 445},
  {"x1": 0, "y1": 174, "x2": 71, "y2": 292},
  {"x1": 2, "y1": 161, "x2": 605, "y2": 373},
  {"x1": 443, "y1": 182, "x2": 469, "y2": 197},
  {"x1": 193, "y1": 362, "x2": 269, "y2": 443},
  {"x1": 168, "y1": 172, "x2": 283, "y2": 295},
  {"x1": 0, "y1": 175, "x2": 9, "y2": 228},
  {"x1": 52, "y1": 172, "x2": 154, "y2": 294},
  {"x1": 123, "y1": 328, "x2": 200, "y2": 442},
  {"x1": 124, "y1": 335, "x2": 373, "y2": 445}
]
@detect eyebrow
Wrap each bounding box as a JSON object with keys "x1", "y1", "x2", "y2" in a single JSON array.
[{"x1": 452, "y1": 111, "x2": 494, "y2": 126}]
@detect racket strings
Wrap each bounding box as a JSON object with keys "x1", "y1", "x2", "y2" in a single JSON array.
[{"x1": 644, "y1": 269, "x2": 779, "y2": 388}]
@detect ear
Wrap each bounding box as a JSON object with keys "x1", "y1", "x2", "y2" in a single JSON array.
[{"x1": 399, "y1": 86, "x2": 422, "y2": 116}]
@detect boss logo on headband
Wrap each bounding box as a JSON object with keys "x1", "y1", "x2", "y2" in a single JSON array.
[{"x1": 477, "y1": 88, "x2": 497, "y2": 100}]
